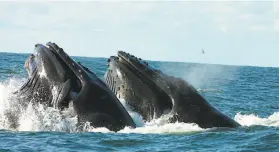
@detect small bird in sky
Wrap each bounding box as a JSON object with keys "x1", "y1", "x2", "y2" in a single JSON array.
[{"x1": 202, "y1": 49, "x2": 205, "y2": 54}]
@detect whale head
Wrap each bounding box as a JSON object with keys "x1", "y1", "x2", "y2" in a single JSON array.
[
  {"x1": 17, "y1": 43, "x2": 136, "y2": 131},
  {"x1": 105, "y1": 51, "x2": 240, "y2": 128},
  {"x1": 24, "y1": 44, "x2": 71, "y2": 83},
  {"x1": 105, "y1": 51, "x2": 173, "y2": 121}
]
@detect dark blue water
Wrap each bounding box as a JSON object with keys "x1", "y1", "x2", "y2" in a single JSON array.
[{"x1": 0, "y1": 52, "x2": 278, "y2": 151}]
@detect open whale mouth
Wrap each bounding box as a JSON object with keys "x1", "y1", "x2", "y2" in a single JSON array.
[
  {"x1": 105, "y1": 51, "x2": 241, "y2": 128},
  {"x1": 17, "y1": 43, "x2": 83, "y2": 109},
  {"x1": 16, "y1": 43, "x2": 136, "y2": 131}
]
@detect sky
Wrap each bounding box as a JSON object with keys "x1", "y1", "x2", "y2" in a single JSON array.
[{"x1": 0, "y1": 1, "x2": 278, "y2": 67}]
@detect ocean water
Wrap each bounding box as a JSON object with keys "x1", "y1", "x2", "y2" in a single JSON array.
[{"x1": 0, "y1": 52, "x2": 278, "y2": 152}]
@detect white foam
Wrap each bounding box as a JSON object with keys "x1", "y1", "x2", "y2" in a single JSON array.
[
  {"x1": 234, "y1": 112, "x2": 279, "y2": 127},
  {"x1": 82, "y1": 122, "x2": 112, "y2": 133},
  {"x1": 119, "y1": 99, "x2": 145, "y2": 127},
  {"x1": 0, "y1": 78, "x2": 25, "y2": 130},
  {"x1": 18, "y1": 103, "x2": 77, "y2": 132},
  {"x1": 118, "y1": 120, "x2": 205, "y2": 134},
  {"x1": 117, "y1": 99, "x2": 206, "y2": 134},
  {"x1": 0, "y1": 78, "x2": 278, "y2": 134},
  {"x1": 0, "y1": 78, "x2": 78, "y2": 132}
]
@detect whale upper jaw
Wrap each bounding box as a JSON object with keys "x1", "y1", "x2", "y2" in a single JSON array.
[{"x1": 105, "y1": 51, "x2": 240, "y2": 128}]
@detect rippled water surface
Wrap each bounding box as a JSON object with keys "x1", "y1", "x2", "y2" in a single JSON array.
[{"x1": 0, "y1": 52, "x2": 278, "y2": 151}]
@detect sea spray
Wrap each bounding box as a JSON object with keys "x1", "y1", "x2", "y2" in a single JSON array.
[
  {"x1": 0, "y1": 78, "x2": 78, "y2": 132},
  {"x1": 119, "y1": 99, "x2": 145, "y2": 127},
  {"x1": 234, "y1": 112, "x2": 279, "y2": 127},
  {"x1": 0, "y1": 78, "x2": 278, "y2": 134}
]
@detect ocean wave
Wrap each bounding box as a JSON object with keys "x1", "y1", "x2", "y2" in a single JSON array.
[
  {"x1": 234, "y1": 112, "x2": 279, "y2": 127},
  {"x1": 197, "y1": 88, "x2": 222, "y2": 93},
  {"x1": 0, "y1": 78, "x2": 278, "y2": 134}
]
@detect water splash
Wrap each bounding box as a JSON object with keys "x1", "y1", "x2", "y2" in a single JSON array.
[
  {"x1": 234, "y1": 112, "x2": 279, "y2": 127},
  {"x1": 0, "y1": 78, "x2": 24, "y2": 130},
  {"x1": 0, "y1": 78, "x2": 78, "y2": 132},
  {"x1": 0, "y1": 78, "x2": 278, "y2": 134},
  {"x1": 18, "y1": 103, "x2": 77, "y2": 132},
  {"x1": 119, "y1": 99, "x2": 145, "y2": 127},
  {"x1": 118, "y1": 119, "x2": 205, "y2": 134},
  {"x1": 117, "y1": 99, "x2": 206, "y2": 134}
]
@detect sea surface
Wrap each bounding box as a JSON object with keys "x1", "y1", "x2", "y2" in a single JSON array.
[{"x1": 0, "y1": 52, "x2": 278, "y2": 152}]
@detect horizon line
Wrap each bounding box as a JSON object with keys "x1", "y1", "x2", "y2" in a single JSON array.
[{"x1": 0, "y1": 51, "x2": 278, "y2": 68}]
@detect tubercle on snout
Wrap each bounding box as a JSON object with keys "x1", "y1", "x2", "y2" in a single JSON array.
[
  {"x1": 118, "y1": 51, "x2": 150, "y2": 70},
  {"x1": 46, "y1": 42, "x2": 89, "y2": 84}
]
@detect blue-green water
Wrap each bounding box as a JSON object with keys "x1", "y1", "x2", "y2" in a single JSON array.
[{"x1": 0, "y1": 52, "x2": 278, "y2": 151}]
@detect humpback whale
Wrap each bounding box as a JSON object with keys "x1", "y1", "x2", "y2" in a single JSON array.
[
  {"x1": 15, "y1": 43, "x2": 136, "y2": 131},
  {"x1": 105, "y1": 51, "x2": 240, "y2": 128}
]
